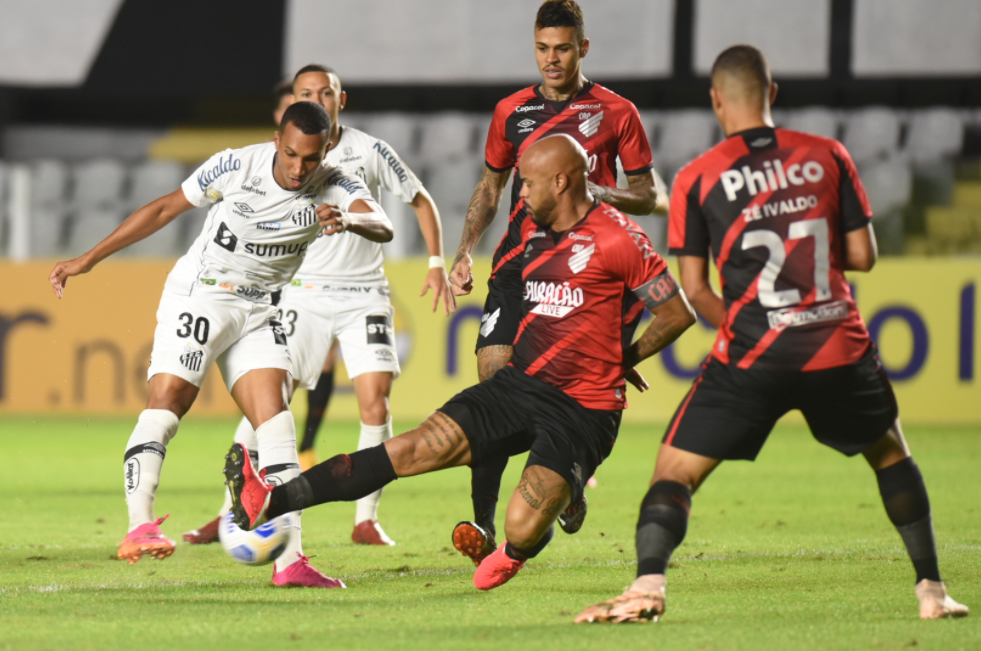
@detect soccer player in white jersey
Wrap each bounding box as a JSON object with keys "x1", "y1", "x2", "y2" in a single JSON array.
[
  {"x1": 48, "y1": 101, "x2": 391, "y2": 587},
  {"x1": 185, "y1": 64, "x2": 454, "y2": 547}
]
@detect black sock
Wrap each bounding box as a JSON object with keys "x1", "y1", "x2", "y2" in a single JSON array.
[
  {"x1": 876, "y1": 457, "x2": 941, "y2": 583},
  {"x1": 504, "y1": 526, "x2": 554, "y2": 561},
  {"x1": 635, "y1": 480, "x2": 691, "y2": 578},
  {"x1": 300, "y1": 370, "x2": 334, "y2": 452},
  {"x1": 470, "y1": 456, "x2": 509, "y2": 538},
  {"x1": 267, "y1": 444, "x2": 396, "y2": 519}
]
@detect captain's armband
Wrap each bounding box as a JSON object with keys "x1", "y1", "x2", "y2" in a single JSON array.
[{"x1": 633, "y1": 270, "x2": 680, "y2": 311}]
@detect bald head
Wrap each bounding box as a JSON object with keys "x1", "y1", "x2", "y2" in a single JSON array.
[
  {"x1": 711, "y1": 45, "x2": 771, "y2": 105},
  {"x1": 518, "y1": 134, "x2": 592, "y2": 228}
]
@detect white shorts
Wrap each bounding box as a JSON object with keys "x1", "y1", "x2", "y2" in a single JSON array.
[
  {"x1": 147, "y1": 289, "x2": 292, "y2": 391},
  {"x1": 280, "y1": 287, "x2": 400, "y2": 390}
]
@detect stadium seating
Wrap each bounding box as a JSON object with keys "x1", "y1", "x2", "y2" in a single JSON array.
[{"x1": 2, "y1": 106, "x2": 979, "y2": 259}]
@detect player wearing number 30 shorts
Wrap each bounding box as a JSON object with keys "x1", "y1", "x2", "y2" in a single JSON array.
[{"x1": 47, "y1": 101, "x2": 393, "y2": 588}]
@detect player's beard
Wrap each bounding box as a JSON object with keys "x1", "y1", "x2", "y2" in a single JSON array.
[{"x1": 528, "y1": 197, "x2": 557, "y2": 227}]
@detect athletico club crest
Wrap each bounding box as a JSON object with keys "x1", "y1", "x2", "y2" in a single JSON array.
[{"x1": 579, "y1": 111, "x2": 604, "y2": 138}]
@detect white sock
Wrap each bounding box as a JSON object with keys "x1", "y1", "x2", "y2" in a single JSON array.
[
  {"x1": 255, "y1": 411, "x2": 304, "y2": 569},
  {"x1": 355, "y1": 418, "x2": 393, "y2": 525},
  {"x1": 124, "y1": 409, "x2": 180, "y2": 531},
  {"x1": 218, "y1": 416, "x2": 259, "y2": 517}
]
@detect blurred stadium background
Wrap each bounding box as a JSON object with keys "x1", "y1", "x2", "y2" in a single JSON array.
[{"x1": 0, "y1": 0, "x2": 978, "y2": 423}]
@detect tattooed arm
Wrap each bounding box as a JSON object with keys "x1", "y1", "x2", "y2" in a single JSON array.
[
  {"x1": 448, "y1": 166, "x2": 512, "y2": 295},
  {"x1": 624, "y1": 270, "x2": 697, "y2": 370},
  {"x1": 588, "y1": 170, "x2": 658, "y2": 216}
]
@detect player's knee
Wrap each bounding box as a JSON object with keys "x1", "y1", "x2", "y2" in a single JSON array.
[
  {"x1": 360, "y1": 400, "x2": 390, "y2": 426},
  {"x1": 503, "y1": 515, "x2": 549, "y2": 550}
]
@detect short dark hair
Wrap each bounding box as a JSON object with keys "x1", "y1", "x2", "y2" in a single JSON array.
[
  {"x1": 280, "y1": 101, "x2": 332, "y2": 136},
  {"x1": 274, "y1": 79, "x2": 293, "y2": 100},
  {"x1": 535, "y1": 0, "x2": 585, "y2": 43},
  {"x1": 293, "y1": 63, "x2": 339, "y2": 84},
  {"x1": 711, "y1": 45, "x2": 771, "y2": 99}
]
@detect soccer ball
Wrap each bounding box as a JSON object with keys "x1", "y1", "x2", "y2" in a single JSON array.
[{"x1": 218, "y1": 512, "x2": 293, "y2": 566}]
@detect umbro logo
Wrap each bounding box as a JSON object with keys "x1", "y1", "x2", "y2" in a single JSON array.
[
  {"x1": 568, "y1": 243, "x2": 595, "y2": 273},
  {"x1": 579, "y1": 111, "x2": 604, "y2": 138},
  {"x1": 518, "y1": 118, "x2": 535, "y2": 128},
  {"x1": 234, "y1": 202, "x2": 254, "y2": 213}
]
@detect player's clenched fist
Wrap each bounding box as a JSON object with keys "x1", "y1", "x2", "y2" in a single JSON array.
[
  {"x1": 48, "y1": 256, "x2": 93, "y2": 299},
  {"x1": 449, "y1": 251, "x2": 474, "y2": 296},
  {"x1": 317, "y1": 203, "x2": 349, "y2": 235}
]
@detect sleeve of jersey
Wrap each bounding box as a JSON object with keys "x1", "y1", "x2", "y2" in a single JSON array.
[
  {"x1": 667, "y1": 173, "x2": 711, "y2": 257},
  {"x1": 833, "y1": 145, "x2": 873, "y2": 233},
  {"x1": 327, "y1": 172, "x2": 376, "y2": 212},
  {"x1": 180, "y1": 149, "x2": 236, "y2": 208},
  {"x1": 484, "y1": 102, "x2": 516, "y2": 173},
  {"x1": 374, "y1": 139, "x2": 424, "y2": 203},
  {"x1": 608, "y1": 229, "x2": 676, "y2": 310},
  {"x1": 617, "y1": 105, "x2": 653, "y2": 175}
]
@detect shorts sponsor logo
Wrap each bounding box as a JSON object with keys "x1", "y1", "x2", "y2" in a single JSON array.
[
  {"x1": 270, "y1": 319, "x2": 288, "y2": 345},
  {"x1": 766, "y1": 300, "x2": 848, "y2": 330},
  {"x1": 570, "y1": 103, "x2": 601, "y2": 110},
  {"x1": 516, "y1": 104, "x2": 544, "y2": 113},
  {"x1": 180, "y1": 345, "x2": 204, "y2": 372},
  {"x1": 721, "y1": 159, "x2": 826, "y2": 202},
  {"x1": 579, "y1": 111, "x2": 604, "y2": 138},
  {"x1": 480, "y1": 308, "x2": 500, "y2": 337},
  {"x1": 197, "y1": 153, "x2": 240, "y2": 192},
  {"x1": 213, "y1": 222, "x2": 238, "y2": 252},
  {"x1": 375, "y1": 348, "x2": 396, "y2": 362},
  {"x1": 236, "y1": 286, "x2": 268, "y2": 300},
  {"x1": 243, "y1": 241, "x2": 309, "y2": 258},
  {"x1": 525, "y1": 281, "x2": 584, "y2": 318},
  {"x1": 366, "y1": 315, "x2": 394, "y2": 345},
  {"x1": 124, "y1": 458, "x2": 140, "y2": 494},
  {"x1": 568, "y1": 243, "x2": 595, "y2": 273},
  {"x1": 518, "y1": 118, "x2": 535, "y2": 128},
  {"x1": 372, "y1": 142, "x2": 409, "y2": 183}
]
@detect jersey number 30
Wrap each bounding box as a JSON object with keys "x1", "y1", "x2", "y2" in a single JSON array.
[{"x1": 742, "y1": 217, "x2": 831, "y2": 308}]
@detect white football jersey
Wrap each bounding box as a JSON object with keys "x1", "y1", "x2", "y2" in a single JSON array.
[
  {"x1": 289, "y1": 126, "x2": 424, "y2": 289},
  {"x1": 166, "y1": 142, "x2": 375, "y2": 301}
]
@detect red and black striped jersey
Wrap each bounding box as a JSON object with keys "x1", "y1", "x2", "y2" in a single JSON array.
[
  {"x1": 512, "y1": 201, "x2": 668, "y2": 411},
  {"x1": 668, "y1": 126, "x2": 873, "y2": 371},
  {"x1": 484, "y1": 82, "x2": 653, "y2": 280}
]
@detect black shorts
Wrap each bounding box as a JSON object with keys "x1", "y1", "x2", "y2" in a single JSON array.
[
  {"x1": 664, "y1": 344, "x2": 898, "y2": 461},
  {"x1": 474, "y1": 272, "x2": 523, "y2": 352},
  {"x1": 438, "y1": 365, "x2": 622, "y2": 501}
]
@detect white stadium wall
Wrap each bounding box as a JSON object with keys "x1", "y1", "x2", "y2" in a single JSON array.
[{"x1": 283, "y1": 0, "x2": 676, "y2": 84}]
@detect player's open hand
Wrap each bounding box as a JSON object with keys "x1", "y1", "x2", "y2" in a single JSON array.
[
  {"x1": 449, "y1": 251, "x2": 474, "y2": 296},
  {"x1": 624, "y1": 368, "x2": 649, "y2": 393},
  {"x1": 317, "y1": 203, "x2": 349, "y2": 235},
  {"x1": 421, "y1": 267, "x2": 456, "y2": 315},
  {"x1": 48, "y1": 257, "x2": 93, "y2": 299}
]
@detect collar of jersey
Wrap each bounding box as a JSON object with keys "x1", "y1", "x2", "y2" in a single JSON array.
[{"x1": 533, "y1": 80, "x2": 596, "y2": 112}]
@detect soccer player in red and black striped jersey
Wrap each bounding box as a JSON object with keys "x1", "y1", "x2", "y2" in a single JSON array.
[
  {"x1": 577, "y1": 46, "x2": 968, "y2": 624},
  {"x1": 448, "y1": 0, "x2": 667, "y2": 562},
  {"x1": 224, "y1": 135, "x2": 695, "y2": 592}
]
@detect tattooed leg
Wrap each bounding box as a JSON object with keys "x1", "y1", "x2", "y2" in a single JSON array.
[
  {"x1": 384, "y1": 411, "x2": 473, "y2": 478},
  {"x1": 503, "y1": 465, "x2": 572, "y2": 550}
]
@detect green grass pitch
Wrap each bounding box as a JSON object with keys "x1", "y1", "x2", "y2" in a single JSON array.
[{"x1": 1, "y1": 416, "x2": 978, "y2": 650}]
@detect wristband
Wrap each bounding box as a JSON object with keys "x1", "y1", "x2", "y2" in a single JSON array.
[{"x1": 428, "y1": 256, "x2": 445, "y2": 270}]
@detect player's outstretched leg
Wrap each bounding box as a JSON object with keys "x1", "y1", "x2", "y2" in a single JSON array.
[
  {"x1": 473, "y1": 465, "x2": 568, "y2": 590},
  {"x1": 865, "y1": 425, "x2": 969, "y2": 619},
  {"x1": 184, "y1": 416, "x2": 258, "y2": 544},
  {"x1": 227, "y1": 411, "x2": 472, "y2": 530},
  {"x1": 118, "y1": 409, "x2": 180, "y2": 564}
]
